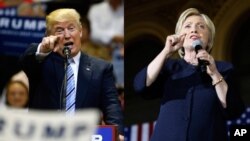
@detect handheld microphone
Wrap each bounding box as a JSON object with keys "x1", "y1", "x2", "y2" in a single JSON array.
[
  {"x1": 192, "y1": 39, "x2": 210, "y2": 72},
  {"x1": 192, "y1": 39, "x2": 203, "y2": 53}
]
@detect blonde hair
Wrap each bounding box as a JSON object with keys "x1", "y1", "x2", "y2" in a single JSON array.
[
  {"x1": 175, "y1": 8, "x2": 215, "y2": 58},
  {"x1": 45, "y1": 8, "x2": 82, "y2": 35}
]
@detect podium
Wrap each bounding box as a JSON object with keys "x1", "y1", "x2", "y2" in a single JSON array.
[{"x1": 93, "y1": 125, "x2": 118, "y2": 141}]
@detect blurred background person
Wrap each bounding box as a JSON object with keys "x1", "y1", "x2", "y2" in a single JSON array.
[
  {"x1": 80, "y1": 16, "x2": 111, "y2": 61},
  {"x1": 17, "y1": 2, "x2": 34, "y2": 17},
  {"x1": 0, "y1": 0, "x2": 32, "y2": 7},
  {"x1": 32, "y1": 3, "x2": 46, "y2": 18},
  {"x1": 88, "y1": 0, "x2": 124, "y2": 87},
  {"x1": 5, "y1": 80, "x2": 29, "y2": 108},
  {"x1": 1, "y1": 71, "x2": 29, "y2": 109},
  {"x1": 17, "y1": 1, "x2": 46, "y2": 18}
]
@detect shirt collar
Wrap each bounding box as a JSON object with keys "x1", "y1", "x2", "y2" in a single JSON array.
[{"x1": 71, "y1": 51, "x2": 81, "y2": 64}]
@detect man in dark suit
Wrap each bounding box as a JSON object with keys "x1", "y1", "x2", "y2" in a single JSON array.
[{"x1": 20, "y1": 8, "x2": 124, "y2": 140}]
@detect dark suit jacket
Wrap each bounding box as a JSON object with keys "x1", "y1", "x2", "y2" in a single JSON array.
[
  {"x1": 134, "y1": 59, "x2": 244, "y2": 141},
  {"x1": 20, "y1": 43, "x2": 124, "y2": 134}
]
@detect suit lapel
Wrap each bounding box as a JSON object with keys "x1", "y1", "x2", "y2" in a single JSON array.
[
  {"x1": 76, "y1": 53, "x2": 92, "y2": 108},
  {"x1": 51, "y1": 53, "x2": 65, "y2": 96}
]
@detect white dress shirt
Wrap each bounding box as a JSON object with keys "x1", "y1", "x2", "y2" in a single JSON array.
[{"x1": 69, "y1": 52, "x2": 80, "y2": 91}]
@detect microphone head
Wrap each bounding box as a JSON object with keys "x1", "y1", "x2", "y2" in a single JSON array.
[
  {"x1": 63, "y1": 42, "x2": 73, "y2": 57},
  {"x1": 192, "y1": 39, "x2": 203, "y2": 52},
  {"x1": 63, "y1": 46, "x2": 71, "y2": 56},
  {"x1": 63, "y1": 42, "x2": 73, "y2": 58}
]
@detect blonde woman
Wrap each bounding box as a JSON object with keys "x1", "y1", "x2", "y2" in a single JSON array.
[
  {"x1": 1, "y1": 71, "x2": 29, "y2": 109},
  {"x1": 134, "y1": 8, "x2": 244, "y2": 141}
]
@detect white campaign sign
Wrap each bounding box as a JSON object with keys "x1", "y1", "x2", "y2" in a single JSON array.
[{"x1": 0, "y1": 108, "x2": 99, "y2": 141}]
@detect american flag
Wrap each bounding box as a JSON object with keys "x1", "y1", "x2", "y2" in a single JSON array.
[
  {"x1": 125, "y1": 121, "x2": 156, "y2": 141},
  {"x1": 125, "y1": 107, "x2": 250, "y2": 141}
]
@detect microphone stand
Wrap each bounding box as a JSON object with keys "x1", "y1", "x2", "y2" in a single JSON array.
[{"x1": 60, "y1": 46, "x2": 71, "y2": 111}]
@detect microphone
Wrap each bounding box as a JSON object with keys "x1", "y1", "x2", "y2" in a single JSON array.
[
  {"x1": 60, "y1": 42, "x2": 73, "y2": 110},
  {"x1": 192, "y1": 39, "x2": 203, "y2": 53},
  {"x1": 192, "y1": 39, "x2": 210, "y2": 72},
  {"x1": 63, "y1": 42, "x2": 72, "y2": 59}
]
